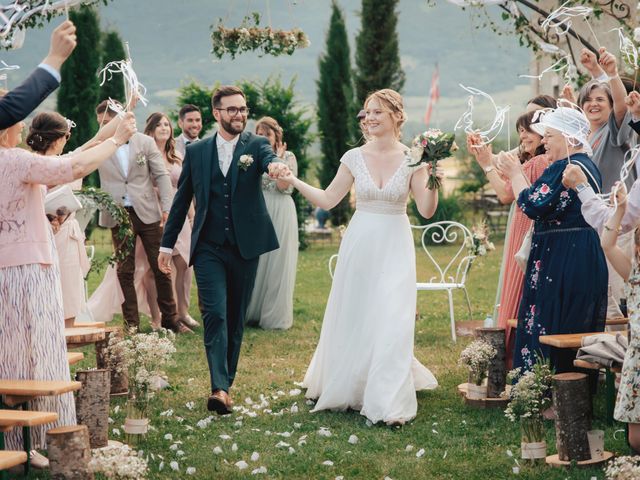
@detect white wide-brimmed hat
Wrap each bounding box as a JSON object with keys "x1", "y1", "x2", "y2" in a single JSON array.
[{"x1": 531, "y1": 106, "x2": 592, "y2": 155}]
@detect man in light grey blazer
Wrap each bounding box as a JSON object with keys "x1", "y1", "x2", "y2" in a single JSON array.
[
  {"x1": 174, "y1": 104, "x2": 203, "y2": 157},
  {"x1": 96, "y1": 100, "x2": 189, "y2": 333}
]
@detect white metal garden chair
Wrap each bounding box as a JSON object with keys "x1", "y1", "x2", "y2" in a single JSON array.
[{"x1": 411, "y1": 221, "x2": 476, "y2": 343}]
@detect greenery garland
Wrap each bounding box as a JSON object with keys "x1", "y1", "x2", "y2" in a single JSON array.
[
  {"x1": 76, "y1": 186, "x2": 135, "y2": 272},
  {"x1": 211, "y1": 12, "x2": 310, "y2": 60}
]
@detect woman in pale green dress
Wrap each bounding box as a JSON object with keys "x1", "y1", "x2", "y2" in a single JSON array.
[{"x1": 246, "y1": 117, "x2": 298, "y2": 329}]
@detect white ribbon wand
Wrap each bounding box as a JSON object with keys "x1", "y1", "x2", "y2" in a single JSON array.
[
  {"x1": 454, "y1": 84, "x2": 510, "y2": 145},
  {"x1": 97, "y1": 42, "x2": 148, "y2": 116},
  {"x1": 541, "y1": 0, "x2": 601, "y2": 49}
]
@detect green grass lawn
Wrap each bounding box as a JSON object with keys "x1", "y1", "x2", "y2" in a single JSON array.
[{"x1": 27, "y1": 237, "x2": 627, "y2": 479}]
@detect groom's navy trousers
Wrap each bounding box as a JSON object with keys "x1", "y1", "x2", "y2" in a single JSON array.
[{"x1": 162, "y1": 131, "x2": 279, "y2": 394}]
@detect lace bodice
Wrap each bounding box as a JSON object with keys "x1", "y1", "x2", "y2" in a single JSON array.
[
  {"x1": 340, "y1": 148, "x2": 422, "y2": 215},
  {"x1": 261, "y1": 151, "x2": 298, "y2": 195},
  {"x1": 626, "y1": 260, "x2": 640, "y2": 341}
]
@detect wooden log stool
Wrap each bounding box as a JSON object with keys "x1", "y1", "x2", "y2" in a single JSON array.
[
  {"x1": 95, "y1": 327, "x2": 129, "y2": 396},
  {"x1": 46, "y1": 425, "x2": 94, "y2": 480},
  {"x1": 75, "y1": 369, "x2": 111, "y2": 448}
]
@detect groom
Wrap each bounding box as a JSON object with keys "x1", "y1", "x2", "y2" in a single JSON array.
[{"x1": 159, "y1": 85, "x2": 286, "y2": 414}]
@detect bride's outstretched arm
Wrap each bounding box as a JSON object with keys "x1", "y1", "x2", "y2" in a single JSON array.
[
  {"x1": 279, "y1": 164, "x2": 354, "y2": 210},
  {"x1": 411, "y1": 165, "x2": 440, "y2": 219}
]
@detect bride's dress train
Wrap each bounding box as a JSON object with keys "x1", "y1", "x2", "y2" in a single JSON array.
[{"x1": 302, "y1": 147, "x2": 437, "y2": 424}]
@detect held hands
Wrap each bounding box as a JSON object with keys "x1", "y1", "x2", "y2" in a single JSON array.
[
  {"x1": 113, "y1": 113, "x2": 137, "y2": 146},
  {"x1": 466, "y1": 132, "x2": 492, "y2": 168},
  {"x1": 158, "y1": 252, "x2": 172, "y2": 275},
  {"x1": 580, "y1": 48, "x2": 603, "y2": 77},
  {"x1": 561, "y1": 164, "x2": 588, "y2": 190},
  {"x1": 625, "y1": 91, "x2": 640, "y2": 118},
  {"x1": 598, "y1": 47, "x2": 618, "y2": 78},
  {"x1": 268, "y1": 163, "x2": 295, "y2": 183},
  {"x1": 495, "y1": 151, "x2": 520, "y2": 178}
]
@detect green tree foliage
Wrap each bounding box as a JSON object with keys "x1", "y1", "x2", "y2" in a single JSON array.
[
  {"x1": 316, "y1": 1, "x2": 354, "y2": 226},
  {"x1": 354, "y1": 0, "x2": 405, "y2": 107},
  {"x1": 57, "y1": 5, "x2": 101, "y2": 186},
  {"x1": 99, "y1": 30, "x2": 127, "y2": 104},
  {"x1": 173, "y1": 77, "x2": 314, "y2": 249}
]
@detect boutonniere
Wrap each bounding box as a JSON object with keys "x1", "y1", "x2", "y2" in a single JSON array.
[
  {"x1": 239, "y1": 154, "x2": 254, "y2": 171},
  {"x1": 136, "y1": 152, "x2": 147, "y2": 166}
]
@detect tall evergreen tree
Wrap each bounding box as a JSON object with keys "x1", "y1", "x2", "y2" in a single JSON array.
[
  {"x1": 317, "y1": 1, "x2": 354, "y2": 226},
  {"x1": 57, "y1": 5, "x2": 101, "y2": 164},
  {"x1": 353, "y1": 0, "x2": 405, "y2": 107},
  {"x1": 99, "y1": 30, "x2": 127, "y2": 104}
]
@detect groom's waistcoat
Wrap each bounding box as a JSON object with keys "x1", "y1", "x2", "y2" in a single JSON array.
[{"x1": 202, "y1": 161, "x2": 236, "y2": 246}]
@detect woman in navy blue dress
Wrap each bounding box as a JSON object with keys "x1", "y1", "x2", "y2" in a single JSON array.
[{"x1": 498, "y1": 107, "x2": 608, "y2": 373}]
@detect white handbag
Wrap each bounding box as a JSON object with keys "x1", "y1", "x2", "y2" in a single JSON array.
[{"x1": 513, "y1": 160, "x2": 599, "y2": 273}]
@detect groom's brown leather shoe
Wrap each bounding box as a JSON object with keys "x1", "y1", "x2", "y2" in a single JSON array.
[{"x1": 208, "y1": 389, "x2": 232, "y2": 415}]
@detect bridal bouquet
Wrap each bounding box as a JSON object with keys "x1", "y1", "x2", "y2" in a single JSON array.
[
  {"x1": 504, "y1": 359, "x2": 553, "y2": 446},
  {"x1": 465, "y1": 221, "x2": 495, "y2": 257},
  {"x1": 409, "y1": 129, "x2": 457, "y2": 189},
  {"x1": 605, "y1": 456, "x2": 640, "y2": 479},
  {"x1": 89, "y1": 444, "x2": 148, "y2": 479},
  {"x1": 458, "y1": 339, "x2": 496, "y2": 386}
]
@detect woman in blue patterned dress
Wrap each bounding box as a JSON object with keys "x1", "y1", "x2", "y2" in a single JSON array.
[{"x1": 498, "y1": 107, "x2": 608, "y2": 373}]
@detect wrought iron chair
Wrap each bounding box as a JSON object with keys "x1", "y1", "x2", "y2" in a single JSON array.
[{"x1": 411, "y1": 221, "x2": 476, "y2": 343}]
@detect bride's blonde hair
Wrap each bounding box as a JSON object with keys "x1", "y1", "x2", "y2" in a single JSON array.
[{"x1": 364, "y1": 88, "x2": 406, "y2": 140}]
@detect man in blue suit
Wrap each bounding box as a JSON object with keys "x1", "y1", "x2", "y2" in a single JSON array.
[
  {"x1": 160, "y1": 85, "x2": 287, "y2": 414},
  {"x1": 0, "y1": 20, "x2": 77, "y2": 129}
]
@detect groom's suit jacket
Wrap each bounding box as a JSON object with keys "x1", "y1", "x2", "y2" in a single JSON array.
[
  {"x1": 161, "y1": 131, "x2": 280, "y2": 262},
  {"x1": 97, "y1": 133, "x2": 173, "y2": 228}
]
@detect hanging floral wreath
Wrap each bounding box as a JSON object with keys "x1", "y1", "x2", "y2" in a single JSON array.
[
  {"x1": 76, "y1": 186, "x2": 135, "y2": 272},
  {"x1": 211, "y1": 12, "x2": 310, "y2": 60}
]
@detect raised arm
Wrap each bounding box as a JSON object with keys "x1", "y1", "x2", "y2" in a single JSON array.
[
  {"x1": 467, "y1": 133, "x2": 514, "y2": 204},
  {"x1": 601, "y1": 183, "x2": 632, "y2": 281},
  {"x1": 599, "y1": 47, "x2": 627, "y2": 128}
]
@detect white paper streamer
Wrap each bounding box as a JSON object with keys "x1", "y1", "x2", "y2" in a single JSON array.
[
  {"x1": 97, "y1": 44, "x2": 148, "y2": 114},
  {"x1": 611, "y1": 27, "x2": 639, "y2": 70},
  {"x1": 454, "y1": 84, "x2": 510, "y2": 145},
  {"x1": 0, "y1": 59, "x2": 19, "y2": 71},
  {"x1": 541, "y1": 0, "x2": 593, "y2": 37},
  {"x1": 519, "y1": 54, "x2": 576, "y2": 82}
]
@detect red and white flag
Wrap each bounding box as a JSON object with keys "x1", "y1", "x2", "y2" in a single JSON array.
[{"x1": 424, "y1": 64, "x2": 440, "y2": 126}]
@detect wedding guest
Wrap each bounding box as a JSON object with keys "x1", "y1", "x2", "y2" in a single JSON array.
[
  {"x1": 0, "y1": 106, "x2": 136, "y2": 467},
  {"x1": 95, "y1": 100, "x2": 190, "y2": 333},
  {"x1": 599, "y1": 183, "x2": 640, "y2": 453},
  {"x1": 278, "y1": 89, "x2": 439, "y2": 425},
  {"x1": 26, "y1": 111, "x2": 90, "y2": 327},
  {"x1": 144, "y1": 112, "x2": 198, "y2": 329},
  {"x1": 526, "y1": 94, "x2": 557, "y2": 112},
  {"x1": 467, "y1": 111, "x2": 551, "y2": 368},
  {"x1": 175, "y1": 104, "x2": 203, "y2": 157},
  {"x1": 498, "y1": 106, "x2": 607, "y2": 374},
  {"x1": 246, "y1": 117, "x2": 299, "y2": 330},
  {"x1": 0, "y1": 21, "x2": 76, "y2": 129}
]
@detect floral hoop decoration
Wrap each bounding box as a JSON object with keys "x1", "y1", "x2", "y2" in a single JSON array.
[
  {"x1": 458, "y1": 339, "x2": 496, "y2": 386},
  {"x1": 76, "y1": 187, "x2": 135, "y2": 271},
  {"x1": 211, "y1": 12, "x2": 310, "y2": 60}
]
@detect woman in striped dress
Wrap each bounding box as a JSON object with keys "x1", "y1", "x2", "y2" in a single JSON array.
[{"x1": 0, "y1": 108, "x2": 136, "y2": 466}]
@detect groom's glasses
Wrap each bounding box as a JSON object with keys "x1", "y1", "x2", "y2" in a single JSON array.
[{"x1": 216, "y1": 107, "x2": 250, "y2": 117}]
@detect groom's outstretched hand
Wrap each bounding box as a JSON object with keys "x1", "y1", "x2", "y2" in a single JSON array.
[
  {"x1": 158, "y1": 251, "x2": 172, "y2": 274},
  {"x1": 268, "y1": 162, "x2": 291, "y2": 179}
]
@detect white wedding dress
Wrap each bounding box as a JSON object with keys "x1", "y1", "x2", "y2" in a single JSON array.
[{"x1": 303, "y1": 147, "x2": 438, "y2": 424}]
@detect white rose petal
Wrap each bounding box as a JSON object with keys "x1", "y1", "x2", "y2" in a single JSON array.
[
  {"x1": 276, "y1": 441, "x2": 290, "y2": 448},
  {"x1": 185, "y1": 401, "x2": 195, "y2": 410},
  {"x1": 213, "y1": 446, "x2": 223, "y2": 455},
  {"x1": 348, "y1": 434, "x2": 359, "y2": 445},
  {"x1": 164, "y1": 433, "x2": 173, "y2": 441},
  {"x1": 336, "y1": 477, "x2": 345, "y2": 480},
  {"x1": 108, "y1": 417, "x2": 114, "y2": 424},
  {"x1": 251, "y1": 466, "x2": 268, "y2": 475},
  {"x1": 113, "y1": 405, "x2": 120, "y2": 414},
  {"x1": 112, "y1": 428, "x2": 120, "y2": 436},
  {"x1": 251, "y1": 452, "x2": 260, "y2": 462},
  {"x1": 432, "y1": 429, "x2": 439, "y2": 434},
  {"x1": 290, "y1": 404, "x2": 299, "y2": 413},
  {"x1": 177, "y1": 450, "x2": 185, "y2": 457},
  {"x1": 365, "y1": 419, "x2": 373, "y2": 427},
  {"x1": 512, "y1": 466, "x2": 520, "y2": 474},
  {"x1": 236, "y1": 460, "x2": 249, "y2": 470},
  {"x1": 277, "y1": 390, "x2": 285, "y2": 396},
  {"x1": 306, "y1": 399, "x2": 315, "y2": 406},
  {"x1": 416, "y1": 448, "x2": 426, "y2": 458},
  {"x1": 317, "y1": 428, "x2": 332, "y2": 437},
  {"x1": 170, "y1": 461, "x2": 179, "y2": 471},
  {"x1": 322, "y1": 460, "x2": 334, "y2": 466},
  {"x1": 219, "y1": 434, "x2": 232, "y2": 440},
  {"x1": 231, "y1": 443, "x2": 238, "y2": 452},
  {"x1": 170, "y1": 443, "x2": 179, "y2": 451},
  {"x1": 186, "y1": 467, "x2": 196, "y2": 475},
  {"x1": 197, "y1": 419, "x2": 209, "y2": 429},
  {"x1": 288, "y1": 447, "x2": 296, "y2": 454},
  {"x1": 405, "y1": 445, "x2": 414, "y2": 452},
  {"x1": 278, "y1": 431, "x2": 292, "y2": 438},
  {"x1": 294, "y1": 422, "x2": 302, "y2": 429},
  {"x1": 293, "y1": 381, "x2": 303, "y2": 387},
  {"x1": 245, "y1": 397, "x2": 254, "y2": 405},
  {"x1": 289, "y1": 389, "x2": 302, "y2": 396},
  {"x1": 159, "y1": 461, "x2": 164, "y2": 471}
]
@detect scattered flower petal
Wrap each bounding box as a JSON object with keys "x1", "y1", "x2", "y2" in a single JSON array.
[
  {"x1": 185, "y1": 401, "x2": 195, "y2": 410},
  {"x1": 251, "y1": 452, "x2": 260, "y2": 462},
  {"x1": 317, "y1": 427, "x2": 332, "y2": 437},
  {"x1": 170, "y1": 461, "x2": 179, "y2": 471},
  {"x1": 231, "y1": 443, "x2": 238, "y2": 452},
  {"x1": 186, "y1": 467, "x2": 196, "y2": 475},
  {"x1": 213, "y1": 446, "x2": 223, "y2": 455},
  {"x1": 348, "y1": 434, "x2": 359, "y2": 445},
  {"x1": 416, "y1": 449, "x2": 426, "y2": 458},
  {"x1": 322, "y1": 460, "x2": 334, "y2": 466},
  {"x1": 251, "y1": 466, "x2": 267, "y2": 475},
  {"x1": 235, "y1": 460, "x2": 249, "y2": 470},
  {"x1": 289, "y1": 389, "x2": 302, "y2": 396},
  {"x1": 112, "y1": 428, "x2": 120, "y2": 437},
  {"x1": 219, "y1": 434, "x2": 232, "y2": 440},
  {"x1": 405, "y1": 445, "x2": 414, "y2": 452},
  {"x1": 164, "y1": 433, "x2": 173, "y2": 441},
  {"x1": 288, "y1": 447, "x2": 296, "y2": 455},
  {"x1": 176, "y1": 450, "x2": 185, "y2": 457},
  {"x1": 276, "y1": 441, "x2": 290, "y2": 448}
]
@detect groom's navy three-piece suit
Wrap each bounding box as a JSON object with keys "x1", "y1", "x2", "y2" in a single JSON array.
[{"x1": 162, "y1": 131, "x2": 279, "y2": 392}]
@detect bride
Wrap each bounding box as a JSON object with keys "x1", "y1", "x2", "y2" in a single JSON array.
[{"x1": 279, "y1": 88, "x2": 439, "y2": 424}]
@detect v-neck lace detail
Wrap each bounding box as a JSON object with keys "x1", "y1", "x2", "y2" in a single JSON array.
[{"x1": 340, "y1": 148, "x2": 421, "y2": 215}]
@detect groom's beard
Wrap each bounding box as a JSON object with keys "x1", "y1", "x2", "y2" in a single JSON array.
[{"x1": 220, "y1": 116, "x2": 246, "y2": 136}]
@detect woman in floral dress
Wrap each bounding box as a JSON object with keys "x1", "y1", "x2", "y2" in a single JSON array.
[
  {"x1": 499, "y1": 107, "x2": 607, "y2": 374},
  {"x1": 600, "y1": 183, "x2": 640, "y2": 452}
]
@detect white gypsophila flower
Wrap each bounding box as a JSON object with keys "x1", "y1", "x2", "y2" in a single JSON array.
[
  {"x1": 88, "y1": 445, "x2": 149, "y2": 479},
  {"x1": 458, "y1": 340, "x2": 497, "y2": 384}
]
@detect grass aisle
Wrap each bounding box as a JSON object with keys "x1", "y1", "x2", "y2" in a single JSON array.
[{"x1": 42, "y1": 242, "x2": 622, "y2": 479}]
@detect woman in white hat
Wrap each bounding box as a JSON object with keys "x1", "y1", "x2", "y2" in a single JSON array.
[{"x1": 497, "y1": 106, "x2": 608, "y2": 374}]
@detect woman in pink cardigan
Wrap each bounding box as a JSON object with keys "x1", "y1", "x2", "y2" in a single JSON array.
[{"x1": 0, "y1": 108, "x2": 136, "y2": 467}]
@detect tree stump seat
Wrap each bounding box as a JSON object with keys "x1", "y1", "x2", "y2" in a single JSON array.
[
  {"x1": 67, "y1": 322, "x2": 105, "y2": 329},
  {"x1": 64, "y1": 327, "x2": 105, "y2": 349},
  {"x1": 46, "y1": 425, "x2": 94, "y2": 479},
  {"x1": 67, "y1": 352, "x2": 84, "y2": 366}
]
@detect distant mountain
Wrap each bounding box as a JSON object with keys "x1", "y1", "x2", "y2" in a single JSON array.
[{"x1": 1, "y1": 0, "x2": 532, "y2": 136}]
